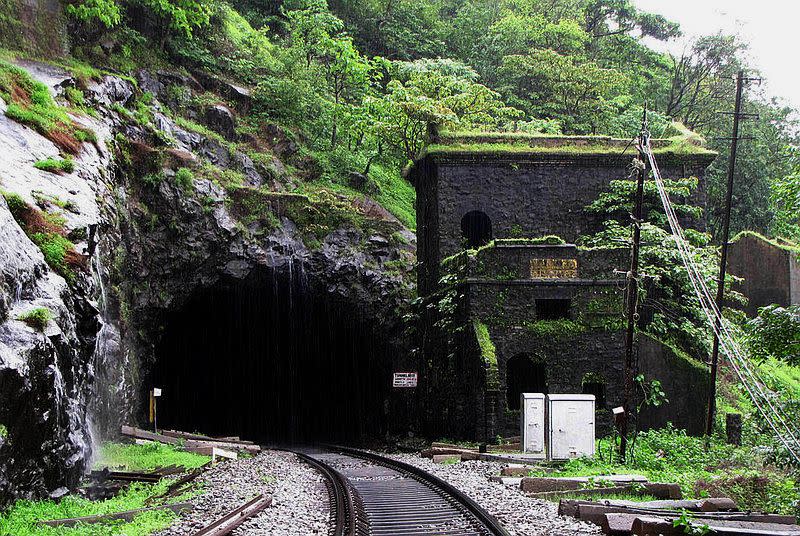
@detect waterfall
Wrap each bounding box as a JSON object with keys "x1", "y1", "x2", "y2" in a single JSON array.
[{"x1": 87, "y1": 242, "x2": 121, "y2": 465}]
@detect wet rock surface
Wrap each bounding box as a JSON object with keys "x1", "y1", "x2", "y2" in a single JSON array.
[
  {"x1": 387, "y1": 453, "x2": 603, "y2": 536},
  {"x1": 157, "y1": 450, "x2": 329, "y2": 536},
  {"x1": 0, "y1": 59, "x2": 414, "y2": 505}
]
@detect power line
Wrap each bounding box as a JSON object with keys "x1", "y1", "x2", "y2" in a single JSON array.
[{"x1": 643, "y1": 139, "x2": 800, "y2": 463}]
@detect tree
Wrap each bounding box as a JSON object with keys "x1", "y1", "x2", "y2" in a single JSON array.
[
  {"x1": 67, "y1": 0, "x2": 122, "y2": 28},
  {"x1": 497, "y1": 49, "x2": 627, "y2": 133},
  {"x1": 367, "y1": 60, "x2": 519, "y2": 160},
  {"x1": 746, "y1": 305, "x2": 800, "y2": 366},
  {"x1": 664, "y1": 34, "x2": 746, "y2": 132},
  {"x1": 771, "y1": 147, "x2": 800, "y2": 242}
]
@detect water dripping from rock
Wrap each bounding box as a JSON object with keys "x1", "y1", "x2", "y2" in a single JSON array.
[{"x1": 153, "y1": 265, "x2": 392, "y2": 444}]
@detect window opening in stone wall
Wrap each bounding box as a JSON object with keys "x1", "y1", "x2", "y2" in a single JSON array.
[
  {"x1": 506, "y1": 354, "x2": 548, "y2": 410},
  {"x1": 582, "y1": 382, "x2": 606, "y2": 406},
  {"x1": 535, "y1": 298, "x2": 571, "y2": 320},
  {"x1": 461, "y1": 210, "x2": 492, "y2": 249}
]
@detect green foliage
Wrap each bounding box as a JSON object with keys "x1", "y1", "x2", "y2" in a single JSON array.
[
  {"x1": 533, "y1": 425, "x2": 798, "y2": 514},
  {"x1": 0, "y1": 480, "x2": 178, "y2": 536},
  {"x1": 367, "y1": 61, "x2": 520, "y2": 160},
  {"x1": 174, "y1": 167, "x2": 194, "y2": 190},
  {"x1": 67, "y1": 0, "x2": 122, "y2": 28},
  {"x1": 580, "y1": 175, "x2": 743, "y2": 360},
  {"x1": 771, "y1": 148, "x2": 800, "y2": 242},
  {"x1": 0, "y1": 60, "x2": 94, "y2": 153},
  {"x1": 30, "y1": 233, "x2": 78, "y2": 282},
  {"x1": 34, "y1": 157, "x2": 75, "y2": 174},
  {"x1": 745, "y1": 305, "x2": 800, "y2": 366},
  {"x1": 473, "y1": 320, "x2": 499, "y2": 388},
  {"x1": 497, "y1": 49, "x2": 627, "y2": 134},
  {"x1": 96, "y1": 441, "x2": 210, "y2": 471},
  {"x1": 17, "y1": 307, "x2": 51, "y2": 331},
  {"x1": 137, "y1": 0, "x2": 214, "y2": 38}
]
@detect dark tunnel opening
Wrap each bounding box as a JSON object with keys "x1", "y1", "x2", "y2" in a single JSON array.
[{"x1": 153, "y1": 267, "x2": 392, "y2": 444}]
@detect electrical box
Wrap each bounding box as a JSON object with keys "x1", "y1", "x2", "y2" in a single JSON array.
[
  {"x1": 547, "y1": 394, "x2": 595, "y2": 460},
  {"x1": 520, "y1": 393, "x2": 546, "y2": 458}
]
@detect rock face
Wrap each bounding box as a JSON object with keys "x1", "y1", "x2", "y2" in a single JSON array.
[{"x1": 0, "y1": 61, "x2": 414, "y2": 505}]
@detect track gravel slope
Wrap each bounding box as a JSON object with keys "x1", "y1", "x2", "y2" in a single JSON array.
[
  {"x1": 387, "y1": 453, "x2": 603, "y2": 536},
  {"x1": 157, "y1": 450, "x2": 329, "y2": 535}
]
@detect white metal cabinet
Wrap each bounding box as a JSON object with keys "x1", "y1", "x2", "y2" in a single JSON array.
[
  {"x1": 520, "y1": 393, "x2": 546, "y2": 458},
  {"x1": 546, "y1": 394, "x2": 595, "y2": 460}
]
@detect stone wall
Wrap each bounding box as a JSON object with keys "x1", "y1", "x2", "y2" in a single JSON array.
[
  {"x1": 728, "y1": 233, "x2": 800, "y2": 316},
  {"x1": 413, "y1": 152, "x2": 711, "y2": 293},
  {"x1": 638, "y1": 334, "x2": 710, "y2": 435}
]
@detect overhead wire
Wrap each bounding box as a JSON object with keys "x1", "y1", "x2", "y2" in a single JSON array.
[{"x1": 641, "y1": 138, "x2": 800, "y2": 462}]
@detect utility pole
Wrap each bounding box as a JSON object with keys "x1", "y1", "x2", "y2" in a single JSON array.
[
  {"x1": 705, "y1": 71, "x2": 760, "y2": 436},
  {"x1": 620, "y1": 109, "x2": 649, "y2": 462}
]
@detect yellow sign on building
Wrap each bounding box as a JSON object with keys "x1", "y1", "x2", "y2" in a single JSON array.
[{"x1": 530, "y1": 258, "x2": 578, "y2": 279}]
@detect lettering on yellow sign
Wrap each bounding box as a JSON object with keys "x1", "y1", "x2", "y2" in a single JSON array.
[{"x1": 529, "y1": 258, "x2": 578, "y2": 279}]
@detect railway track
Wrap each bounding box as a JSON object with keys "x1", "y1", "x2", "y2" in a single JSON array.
[{"x1": 295, "y1": 446, "x2": 510, "y2": 536}]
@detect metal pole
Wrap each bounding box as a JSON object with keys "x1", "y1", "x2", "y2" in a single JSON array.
[
  {"x1": 705, "y1": 71, "x2": 745, "y2": 436},
  {"x1": 620, "y1": 109, "x2": 649, "y2": 462}
]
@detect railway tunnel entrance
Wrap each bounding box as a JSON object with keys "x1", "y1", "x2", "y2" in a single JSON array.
[{"x1": 153, "y1": 266, "x2": 393, "y2": 444}]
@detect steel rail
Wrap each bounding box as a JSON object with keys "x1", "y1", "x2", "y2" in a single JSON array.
[
  {"x1": 334, "y1": 446, "x2": 511, "y2": 536},
  {"x1": 293, "y1": 450, "x2": 357, "y2": 536}
]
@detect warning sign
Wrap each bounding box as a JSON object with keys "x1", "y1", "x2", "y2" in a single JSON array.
[{"x1": 393, "y1": 372, "x2": 418, "y2": 388}]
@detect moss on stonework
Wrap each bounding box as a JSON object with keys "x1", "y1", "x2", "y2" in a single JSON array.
[
  {"x1": 524, "y1": 319, "x2": 586, "y2": 339},
  {"x1": 473, "y1": 320, "x2": 499, "y2": 389},
  {"x1": 732, "y1": 230, "x2": 800, "y2": 256},
  {"x1": 423, "y1": 127, "x2": 716, "y2": 159}
]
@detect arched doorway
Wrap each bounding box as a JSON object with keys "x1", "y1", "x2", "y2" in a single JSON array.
[
  {"x1": 461, "y1": 211, "x2": 492, "y2": 249},
  {"x1": 506, "y1": 354, "x2": 547, "y2": 410}
]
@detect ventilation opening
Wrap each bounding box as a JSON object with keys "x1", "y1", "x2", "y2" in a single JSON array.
[
  {"x1": 535, "y1": 298, "x2": 571, "y2": 320},
  {"x1": 153, "y1": 267, "x2": 391, "y2": 444},
  {"x1": 506, "y1": 355, "x2": 547, "y2": 410},
  {"x1": 461, "y1": 210, "x2": 492, "y2": 249},
  {"x1": 582, "y1": 382, "x2": 606, "y2": 406}
]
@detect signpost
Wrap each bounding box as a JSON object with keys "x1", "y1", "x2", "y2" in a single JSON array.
[
  {"x1": 392, "y1": 372, "x2": 418, "y2": 388},
  {"x1": 149, "y1": 387, "x2": 162, "y2": 432}
]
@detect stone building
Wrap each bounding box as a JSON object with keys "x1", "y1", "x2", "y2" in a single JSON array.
[
  {"x1": 409, "y1": 132, "x2": 716, "y2": 440},
  {"x1": 727, "y1": 232, "x2": 800, "y2": 317}
]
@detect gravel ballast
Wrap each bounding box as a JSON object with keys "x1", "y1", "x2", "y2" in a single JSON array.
[
  {"x1": 387, "y1": 453, "x2": 603, "y2": 536},
  {"x1": 157, "y1": 450, "x2": 329, "y2": 535}
]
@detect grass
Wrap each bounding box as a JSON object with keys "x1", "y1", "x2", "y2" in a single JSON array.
[
  {"x1": 0, "y1": 60, "x2": 95, "y2": 154},
  {"x1": 173, "y1": 167, "x2": 194, "y2": 191},
  {"x1": 17, "y1": 307, "x2": 51, "y2": 330},
  {"x1": 732, "y1": 230, "x2": 800, "y2": 256},
  {"x1": 423, "y1": 140, "x2": 717, "y2": 158},
  {"x1": 95, "y1": 442, "x2": 210, "y2": 472},
  {"x1": 173, "y1": 116, "x2": 226, "y2": 145},
  {"x1": 2, "y1": 191, "x2": 85, "y2": 282},
  {"x1": 0, "y1": 482, "x2": 178, "y2": 536},
  {"x1": 0, "y1": 442, "x2": 210, "y2": 536},
  {"x1": 530, "y1": 426, "x2": 799, "y2": 515},
  {"x1": 34, "y1": 156, "x2": 75, "y2": 174}
]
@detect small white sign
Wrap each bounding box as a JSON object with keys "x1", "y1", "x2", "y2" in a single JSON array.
[
  {"x1": 393, "y1": 372, "x2": 418, "y2": 388},
  {"x1": 152, "y1": 388, "x2": 162, "y2": 397}
]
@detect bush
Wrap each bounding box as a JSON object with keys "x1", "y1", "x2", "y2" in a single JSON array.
[{"x1": 17, "y1": 307, "x2": 51, "y2": 331}]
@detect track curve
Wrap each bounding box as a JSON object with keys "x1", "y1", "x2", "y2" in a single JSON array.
[{"x1": 295, "y1": 446, "x2": 510, "y2": 536}]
